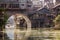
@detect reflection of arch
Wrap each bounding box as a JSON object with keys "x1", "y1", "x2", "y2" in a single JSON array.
[
  {"x1": 15, "y1": 14, "x2": 31, "y2": 30},
  {"x1": 5, "y1": 14, "x2": 31, "y2": 40},
  {"x1": 14, "y1": 14, "x2": 31, "y2": 40}
]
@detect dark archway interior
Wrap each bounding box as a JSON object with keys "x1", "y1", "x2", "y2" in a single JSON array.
[{"x1": 17, "y1": 18, "x2": 27, "y2": 30}]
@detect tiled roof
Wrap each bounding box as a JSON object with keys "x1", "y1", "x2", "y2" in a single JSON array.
[{"x1": 36, "y1": 7, "x2": 51, "y2": 14}]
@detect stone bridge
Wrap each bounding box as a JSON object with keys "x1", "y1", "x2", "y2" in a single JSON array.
[{"x1": 5, "y1": 13, "x2": 32, "y2": 40}]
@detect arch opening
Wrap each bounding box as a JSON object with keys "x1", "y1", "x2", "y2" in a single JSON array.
[{"x1": 5, "y1": 14, "x2": 31, "y2": 40}]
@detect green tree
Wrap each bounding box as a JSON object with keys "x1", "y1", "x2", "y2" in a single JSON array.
[
  {"x1": 54, "y1": 15, "x2": 60, "y2": 28},
  {"x1": 0, "y1": 12, "x2": 9, "y2": 28},
  {"x1": 0, "y1": 11, "x2": 9, "y2": 40},
  {"x1": 4, "y1": 13, "x2": 9, "y2": 26},
  {"x1": 0, "y1": 8, "x2": 9, "y2": 27}
]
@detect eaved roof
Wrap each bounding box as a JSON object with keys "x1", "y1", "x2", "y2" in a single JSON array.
[
  {"x1": 36, "y1": 7, "x2": 51, "y2": 14},
  {"x1": 36, "y1": 7, "x2": 44, "y2": 11},
  {"x1": 27, "y1": 6, "x2": 51, "y2": 15}
]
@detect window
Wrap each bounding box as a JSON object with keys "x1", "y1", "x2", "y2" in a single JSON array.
[
  {"x1": 0, "y1": 4, "x2": 6, "y2": 8},
  {"x1": 17, "y1": 0, "x2": 18, "y2": 1},
  {"x1": 21, "y1": 4, "x2": 24, "y2": 6},
  {"x1": 27, "y1": 5, "x2": 31, "y2": 7},
  {"x1": 9, "y1": 4, "x2": 19, "y2": 8}
]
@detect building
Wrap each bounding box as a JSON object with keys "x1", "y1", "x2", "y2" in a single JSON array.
[
  {"x1": 18, "y1": 0, "x2": 33, "y2": 10},
  {"x1": 32, "y1": 0, "x2": 44, "y2": 8},
  {"x1": 0, "y1": 0, "x2": 33, "y2": 10},
  {"x1": 0, "y1": 0, "x2": 58, "y2": 28},
  {"x1": 31, "y1": 0, "x2": 57, "y2": 9},
  {"x1": 44, "y1": 0, "x2": 56, "y2": 8},
  {"x1": 27, "y1": 7, "x2": 55, "y2": 28}
]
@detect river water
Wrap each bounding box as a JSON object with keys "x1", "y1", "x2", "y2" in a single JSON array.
[
  {"x1": 4, "y1": 28, "x2": 60, "y2": 40},
  {"x1": 4, "y1": 15, "x2": 60, "y2": 40}
]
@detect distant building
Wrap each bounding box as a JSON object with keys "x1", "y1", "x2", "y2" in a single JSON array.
[
  {"x1": 18, "y1": 0, "x2": 33, "y2": 10},
  {"x1": 32, "y1": 0, "x2": 57, "y2": 9},
  {"x1": 28, "y1": 7, "x2": 55, "y2": 28},
  {"x1": 0, "y1": 0, "x2": 33, "y2": 10}
]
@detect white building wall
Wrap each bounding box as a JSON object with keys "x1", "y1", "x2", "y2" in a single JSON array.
[
  {"x1": 18, "y1": 0, "x2": 33, "y2": 9},
  {"x1": 18, "y1": 0, "x2": 27, "y2": 9},
  {"x1": 44, "y1": 0, "x2": 56, "y2": 8},
  {"x1": 0, "y1": 0, "x2": 33, "y2": 10},
  {"x1": 32, "y1": 0, "x2": 44, "y2": 8}
]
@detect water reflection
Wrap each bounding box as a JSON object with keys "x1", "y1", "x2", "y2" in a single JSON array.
[
  {"x1": 4, "y1": 15, "x2": 60, "y2": 40},
  {"x1": 5, "y1": 15, "x2": 15, "y2": 40}
]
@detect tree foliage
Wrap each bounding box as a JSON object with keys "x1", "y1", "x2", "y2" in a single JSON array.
[
  {"x1": 0, "y1": 12, "x2": 9, "y2": 28},
  {"x1": 0, "y1": 11, "x2": 9, "y2": 40},
  {"x1": 54, "y1": 15, "x2": 60, "y2": 28},
  {"x1": 4, "y1": 13, "x2": 9, "y2": 25},
  {"x1": 54, "y1": 15, "x2": 60, "y2": 24}
]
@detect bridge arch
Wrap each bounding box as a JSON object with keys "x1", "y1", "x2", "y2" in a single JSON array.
[{"x1": 5, "y1": 13, "x2": 31, "y2": 40}]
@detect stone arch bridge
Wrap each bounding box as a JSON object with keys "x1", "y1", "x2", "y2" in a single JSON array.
[{"x1": 5, "y1": 12, "x2": 32, "y2": 40}]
